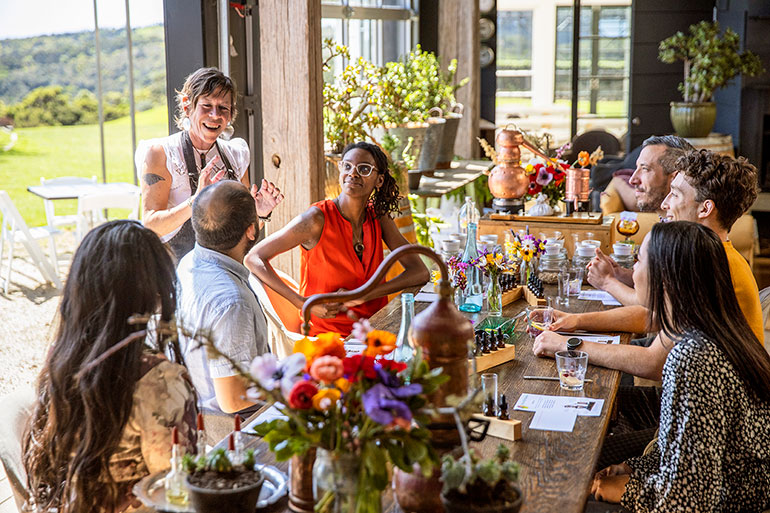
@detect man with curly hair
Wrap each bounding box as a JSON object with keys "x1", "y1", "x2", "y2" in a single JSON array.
[{"x1": 246, "y1": 141, "x2": 429, "y2": 337}]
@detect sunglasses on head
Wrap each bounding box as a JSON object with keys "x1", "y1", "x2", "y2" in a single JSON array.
[{"x1": 338, "y1": 160, "x2": 377, "y2": 177}]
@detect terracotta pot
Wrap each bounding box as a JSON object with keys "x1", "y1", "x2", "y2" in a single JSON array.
[
  {"x1": 289, "y1": 449, "x2": 317, "y2": 513},
  {"x1": 669, "y1": 101, "x2": 716, "y2": 138},
  {"x1": 440, "y1": 486, "x2": 524, "y2": 513},
  {"x1": 392, "y1": 464, "x2": 444, "y2": 513},
  {"x1": 186, "y1": 472, "x2": 265, "y2": 513}
]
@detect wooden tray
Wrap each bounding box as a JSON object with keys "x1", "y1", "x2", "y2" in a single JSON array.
[
  {"x1": 524, "y1": 286, "x2": 547, "y2": 306},
  {"x1": 488, "y1": 212, "x2": 603, "y2": 224},
  {"x1": 501, "y1": 286, "x2": 523, "y2": 307},
  {"x1": 472, "y1": 413, "x2": 522, "y2": 441},
  {"x1": 469, "y1": 344, "x2": 516, "y2": 374}
]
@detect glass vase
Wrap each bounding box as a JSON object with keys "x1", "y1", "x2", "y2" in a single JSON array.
[
  {"x1": 486, "y1": 273, "x2": 502, "y2": 317},
  {"x1": 313, "y1": 449, "x2": 381, "y2": 513}
]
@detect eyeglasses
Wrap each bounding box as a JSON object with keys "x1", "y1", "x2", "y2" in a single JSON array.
[{"x1": 338, "y1": 160, "x2": 377, "y2": 177}]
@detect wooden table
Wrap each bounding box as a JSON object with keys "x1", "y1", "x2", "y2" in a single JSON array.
[
  {"x1": 411, "y1": 160, "x2": 490, "y2": 198},
  {"x1": 212, "y1": 288, "x2": 629, "y2": 513}
]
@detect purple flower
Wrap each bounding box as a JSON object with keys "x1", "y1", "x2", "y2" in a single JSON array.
[
  {"x1": 375, "y1": 364, "x2": 423, "y2": 396},
  {"x1": 536, "y1": 167, "x2": 553, "y2": 186},
  {"x1": 362, "y1": 383, "x2": 413, "y2": 425},
  {"x1": 249, "y1": 353, "x2": 306, "y2": 398}
]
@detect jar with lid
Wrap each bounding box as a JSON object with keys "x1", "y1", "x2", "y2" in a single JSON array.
[
  {"x1": 538, "y1": 245, "x2": 567, "y2": 284},
  {"x1": 610, "y1": 242, "x2": 635, "y2": 269},
  {"x1": 572, "y1": 244, "x2": 595, "y2": 270}
]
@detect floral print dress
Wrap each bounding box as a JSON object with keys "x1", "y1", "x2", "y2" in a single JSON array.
[{"x1": 621, "y1": 332, "x2": 770, "y2": 512}]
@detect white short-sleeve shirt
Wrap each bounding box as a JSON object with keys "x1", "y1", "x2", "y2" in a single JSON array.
[{"x1": 135, "y1": 131, "x2": 250, "y2": 242}]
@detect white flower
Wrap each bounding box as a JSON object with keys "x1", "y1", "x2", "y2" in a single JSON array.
[{"x1": 249, "y1": 352, "x2": 307, "y2": 399}]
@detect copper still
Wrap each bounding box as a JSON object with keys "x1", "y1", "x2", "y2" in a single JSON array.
[
  {"x1": 486, "y1": 127, "x2": 561, "y2": 213},
  {"x1": 565, "y1": 167, "x2": 591, "y2": 203}
]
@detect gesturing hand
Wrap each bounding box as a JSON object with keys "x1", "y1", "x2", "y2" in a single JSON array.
[
  {"x1": 586, "y1": 248, "x2": 619, "y2": 291},
  {"x1": 251, "y1": 179, "x2": 284, "y2": 219},
  {"x1": 194, "y1": 155, "x2": 226, "y2": 196},
  {"x1": 309, "y1": 302, "x2": 345, "y2": 319},
  {"x1": 532, "y1": 331, "x2": 569, "y2": 358}
]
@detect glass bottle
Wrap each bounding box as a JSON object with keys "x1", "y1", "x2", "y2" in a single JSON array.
[
  {"x1": 486, "y1": 273, "x2": 503, "y2": 317},
  {"x1": 457, "y1": 196, "x2": 480, "y2": 236},
  {"x1": 572, "y1": 244, "x2": 595, "y2": 270},
  {"x1": 313, "y1": 449, "x2": 381, "y2": 513},
  {"x1": 459, "y1": 222, "x2": 483, "y2": 313},
  {"x1": 610, "y1": 242, "x2": 635, "y2": 269},
  {"x1": 392, "y1": 293, "x2": 415, "y2": 363},
  {"x1": 165, "y1": 427, "x2": 188, "y2": 506},
  {"x1": 196, "y1": 412, "x2": 206, "y2": 457}
]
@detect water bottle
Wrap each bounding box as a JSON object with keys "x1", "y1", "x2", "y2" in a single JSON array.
[
  {"x1": 457, "y1": 196, "x2": 480, "y2": 236},
  {"x1": 392, "y1": 293, "x2": 415, "y2": 364},
  {"x1": 459, "y1": 222, "x2": 483, "y2": 313}
]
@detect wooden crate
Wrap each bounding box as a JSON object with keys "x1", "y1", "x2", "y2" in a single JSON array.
[{"x1": 469, "y1": 344, "x2": 516, "y2": 374}]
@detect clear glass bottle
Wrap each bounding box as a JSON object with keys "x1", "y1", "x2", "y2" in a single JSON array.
[
  {"x1": 457, "y1": 196, "x2": 480, "y2": 236},
  {"x1": 459, "y1": 222, "x2": 483, "y2": 313},
  {"x1": 392, "y1": 293, "x2": 415, "y2": 363},
  {"x1": 538, "y1": 251, "x2": 567, "y2": 284},
  {"x1": 165, "y1": 427, "x2": 188, "y2": 506},
  {"x1": 572, "y1": 244, "x2": 595, "y2": 270},
  {"x1": 610, "y1": 242, "x2": 635, "y2": 269}
]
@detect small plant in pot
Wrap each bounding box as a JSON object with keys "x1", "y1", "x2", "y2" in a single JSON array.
[
  {"x1": 440, "y1": 444, "x2": 523, "y2": 513},
  {"x1": 658, "y1": 20, "x2": 764, "y2": 138},
  {"x1": 181, "y1": 447, "x2": 265, "y2": 513}
]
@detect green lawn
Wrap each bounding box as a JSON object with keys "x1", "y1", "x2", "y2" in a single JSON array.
[
  {"x1": 0, "y1": 106, "x2": 168, "y2": 227},
  {"x1": 496, "y1": 97, "x2": 627, "y2": 118}
]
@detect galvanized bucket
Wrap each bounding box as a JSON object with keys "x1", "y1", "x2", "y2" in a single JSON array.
[
  {"x1": 436, "y1": 104, "x2": 464, "y2": 169},
  {"x1": 372, "y1": 123, "x2": 428, "y2": 166},
  {"x1": 417, "y1": 116, "x2": 446, "y2": 176}
]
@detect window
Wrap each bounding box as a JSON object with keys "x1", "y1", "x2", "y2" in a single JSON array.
[
  {"x1": 496, "y1": 10, "x2": 533, "y2": 105},
  {"x1": 555, "y1": 5, "x2": 630, "y2": 119}
]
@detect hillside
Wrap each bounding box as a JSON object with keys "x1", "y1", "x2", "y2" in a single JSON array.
[{"x1": 0, "y1": 24, "x2": 166, "y2": 106}]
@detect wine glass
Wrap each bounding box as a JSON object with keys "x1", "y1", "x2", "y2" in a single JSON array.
[{"x1": 617, "y1": 213, "x2": 640, "y2": 244}]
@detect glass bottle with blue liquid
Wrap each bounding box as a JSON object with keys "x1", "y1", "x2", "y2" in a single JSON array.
[{"x1": 459, "y1": 197, "x2": 483, "y2": 313}]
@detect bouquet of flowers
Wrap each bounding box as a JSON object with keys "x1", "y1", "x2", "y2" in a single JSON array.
[
  {"x1": 523, "y1": 157, "x2": 568, "y2": 206},
  {"x1": 431, "y1": 255, "x2": 469, "y2": 293},
  {"x1": 504, "y1": 233, "x2": 544, "y2": 264},
  {"x1": 240, "y1": 323, "x2": 448, "y2": 513},
  {"x1": 472, "y1": 248, "x2": 516, "y2": 315}
]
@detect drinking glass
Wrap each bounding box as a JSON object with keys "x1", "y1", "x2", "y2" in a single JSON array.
[
  {"x1": 557, "y1": 269, "x2": 570, "y2": 307},
  {"x1": 568, "y1": 266, "x2": 584, "y2": 296},
  {"x1": 481, "y1": 373, "x2": 498, "y2": 416},
  {"x1": 555, "y1": 350, "x2": 589, "y2": 391},
  {"x1": 526, "y1": 305, "x2": 553, "y2": 337}
]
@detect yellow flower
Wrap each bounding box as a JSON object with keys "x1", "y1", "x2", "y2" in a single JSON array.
[
  {"x1": 364, "y1": 329, "x2": 397, "y2": 357},
  {"x1": 495, "y1": 254, "x2": 504, "y2": 265},
  {"x1": 312, "y1": 388, "x2": 341, "y2": 411},
  {"x1": 294, "y1": 332, "x2": 345, "y2": 366},
  {"x1": 577, "y1": 151, "x2": 590, "y2": 168},
  {"x1": 335, "y1": 377, "x2": 351, "y2": 393},
  {"x1": 430, "y1": 270, "x2": 441, "y2": 285},
  {"x1": 485, "y1": 253, "x2": 495, "y2": 265}
]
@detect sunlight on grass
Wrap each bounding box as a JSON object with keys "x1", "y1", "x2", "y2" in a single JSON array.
[
  {"x1": 0, "y1": 106, "x2": 168, "y2": 227},
  {"x1": 495, "y1": 97, "x2": 626, "y2": 118}
]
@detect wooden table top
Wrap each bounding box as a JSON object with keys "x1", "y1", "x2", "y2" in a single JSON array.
[
  {"x1": 213, "y1": 286, "x2": 629, "y2": 513},
  {"x1": 411, "y1": 160, "x2": 491, "y2": 197}
]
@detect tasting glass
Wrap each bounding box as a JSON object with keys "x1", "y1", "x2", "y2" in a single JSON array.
[{"x1": 555, "y1": 350, "x2": 589, "y2": 391}]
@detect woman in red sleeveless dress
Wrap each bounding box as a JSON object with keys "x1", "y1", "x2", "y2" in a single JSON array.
[{"x1": 246, "y1": 142, "x2": 429, "y2": 336}]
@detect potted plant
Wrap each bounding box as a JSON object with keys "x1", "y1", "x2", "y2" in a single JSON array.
[
  {"x1": 440, "y1": 444, "x2": 523, "y2": 513},
  {"x1": 659, "y1": 20, "x2": 764, "y2": 138},
  {"x1": 181, "y1": 448, "x2": 264, "y2": 513}
]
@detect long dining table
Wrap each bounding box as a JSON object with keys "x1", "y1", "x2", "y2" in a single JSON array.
[{"x1": 215, "y1": 285, "x2": 631, "y2": 513}]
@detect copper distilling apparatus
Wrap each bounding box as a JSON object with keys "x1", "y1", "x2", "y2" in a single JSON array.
[{"x1": 298, "y1": 245, "x2": 477, "y2": 513}]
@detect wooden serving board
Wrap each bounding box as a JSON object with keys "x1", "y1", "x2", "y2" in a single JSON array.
[
  {"x1": 501, "y1": 286, "x2": 523, "y2": 307},
  {"x1": 472, "y1": 413, "x2": 522, "y2": 441},
  {"x1": 524, "y1": 286, "x2": 547, "y2": 306},
  {"x1": 469, "y1": 344, "x2": 516, "y2": 374},
  {"x1": 489, "y1": 212, "x2": 603, "y2": 224}
]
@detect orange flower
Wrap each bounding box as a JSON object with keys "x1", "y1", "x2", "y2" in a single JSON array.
[
  {"x1": 364, "y1": 330, "x2": 397, "y2": 357},
  {"x1": 311, "y1": 388, "x2": 341, "y2": 411},
  {"x1": 335, "y1": 377, "x2": 351, "y2": 393},
  {"x1": 293, "y1": 332, "x2": 345, "y2": 366},
  {"x1": 577, "y1": 151, "x2": 590, "y2": 168}
]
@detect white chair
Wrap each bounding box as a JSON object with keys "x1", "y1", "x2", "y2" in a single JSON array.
[
  {"x1": 249, "y1": 270, "x2": 305, "y2": 359},
  {"x1": 0, "y1": 386, "x2": 35, "y2": 511},
  {"x1": 0, "y1": 191, "x2": 62, "y2": 294},
  {"x1": 75, "y1": 189, "x2": 140, "y2": 242},
  {"x1": 39, "y1": 175, "x2": 97, "y2": 230}
]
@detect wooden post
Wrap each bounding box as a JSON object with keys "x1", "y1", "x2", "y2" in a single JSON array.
[
  {"x1": 258, "y1": 0, "x2": 324, "y2": 279},
  {"x1": 439, "y1": 0, "x2": 480, "y2": 159}
]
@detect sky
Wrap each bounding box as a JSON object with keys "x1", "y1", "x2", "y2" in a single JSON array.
[{"x1": 0, "y1": 0, "x2": 164, "y2": 40}]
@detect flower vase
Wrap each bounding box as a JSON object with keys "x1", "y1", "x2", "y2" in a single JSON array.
[
  {"x1": 313, "y1": 449, "x2": 382, "y2": 513},
  {"x1": 289, "y1": 449, "x2": 317, "y2": 513},
  {"x1": 487, "y1": 274, "x2": 502, "y2": 317}
]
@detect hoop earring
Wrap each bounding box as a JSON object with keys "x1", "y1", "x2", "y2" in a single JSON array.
[{"x1": 182, "y1": 117, "x2": 191, "y2": 131}]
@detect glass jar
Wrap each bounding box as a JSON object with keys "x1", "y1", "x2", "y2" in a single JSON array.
[
  {"x1": 610, "y1": 242, "x2": 635, "y2": 269},
  {"x1": 313, "y1": 449, "x2": 381, "y2": 513},
  {"x1": 538, "y1": 251, "x2": 567, "y2": 284},
  {"x1": 572, "y1": 244, "x2": 595, "y2": 270}
]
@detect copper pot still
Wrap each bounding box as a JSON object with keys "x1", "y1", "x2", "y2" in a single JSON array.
[{"x1": 486, "y1": 128, "x2": 530, "y2": 199}]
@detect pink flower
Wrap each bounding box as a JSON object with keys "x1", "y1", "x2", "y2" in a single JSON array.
[
  {"x1": 351, "y1": 318, "x2": 372, "y2": 343},
  {"x1": 288, "y1": 380, "x2": 318, "y2": 409},
  {"x1": 309, "y1": 355, "x2": 344, "y2": 383}
]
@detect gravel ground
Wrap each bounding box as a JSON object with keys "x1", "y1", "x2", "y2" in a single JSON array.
[{"x1": 0, "y1": 234, "x2": 76, "y2": 397}]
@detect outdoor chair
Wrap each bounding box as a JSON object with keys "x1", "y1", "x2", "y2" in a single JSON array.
[
  {"x1": 249, "y1": 271, "x2": 304, "y2": 359},
  {"x1": 75, "y1": 189, "x2": 140, "y2": 242},
  {"x1": 39, "y1": 175, "x2": 97, "y2": 230},
  {"x1": 0, "y1": 191, "x2": 63, "y2": 294},
  {"x1": 0, "y1": 386, "x2": 35, "y2": 511}
]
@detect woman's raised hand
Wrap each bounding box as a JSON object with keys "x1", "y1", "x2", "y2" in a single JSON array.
[
  {"x1": 195, "y1": 155, "x2": 226, "y2": 196},
  {"x1": 251, "y1": 179, "x2": 284, "y2": 218}
]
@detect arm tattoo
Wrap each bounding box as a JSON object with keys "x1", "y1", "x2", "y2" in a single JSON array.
[{"x1": 143, "y1": 173, "x2": 166, "y2": 186}]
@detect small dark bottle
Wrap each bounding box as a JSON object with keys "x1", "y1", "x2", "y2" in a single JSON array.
[
  {"x1": 481, "y1": 332, "x2": 491, "y2": 354},
  {"x1": 498, "y1": 394, "x2": 509, "y2": 420},
  {"x1": 483, "y1": 393, "x2": 496, "y2": 417},
  {"x1": 496, "y1": 329, "x2": 506, "y2": 349}
]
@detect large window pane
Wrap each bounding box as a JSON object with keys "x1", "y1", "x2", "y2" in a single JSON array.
[{"x1": 496, "y1": 10, "x2": 532, "y2": 106}]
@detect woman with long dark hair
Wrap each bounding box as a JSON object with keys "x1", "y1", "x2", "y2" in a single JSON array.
[
  {"x1": 246, "y1": 141, "x2": 429, "y2": 336},
  {"x1": 23, "y1": 221, "x2": 197, "y2": 513},
  {"x1": 591, "y1": 221, "x2": 770, "y2": 510}
]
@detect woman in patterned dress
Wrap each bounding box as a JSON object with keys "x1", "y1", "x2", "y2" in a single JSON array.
[
  {"x1": 23, "y1": 221, "x2": 198, "y2": 513},
  {"x1": 591, "y1": 221, "x2": 770, "y2": 511}
]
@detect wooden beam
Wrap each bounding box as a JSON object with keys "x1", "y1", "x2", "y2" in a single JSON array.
[
  {"x1": 439, "y1": 0, "x2": 480, "y2": 159},
  {"x1": 258, "y1": 0, "x2": 324, "y2": 280}
]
